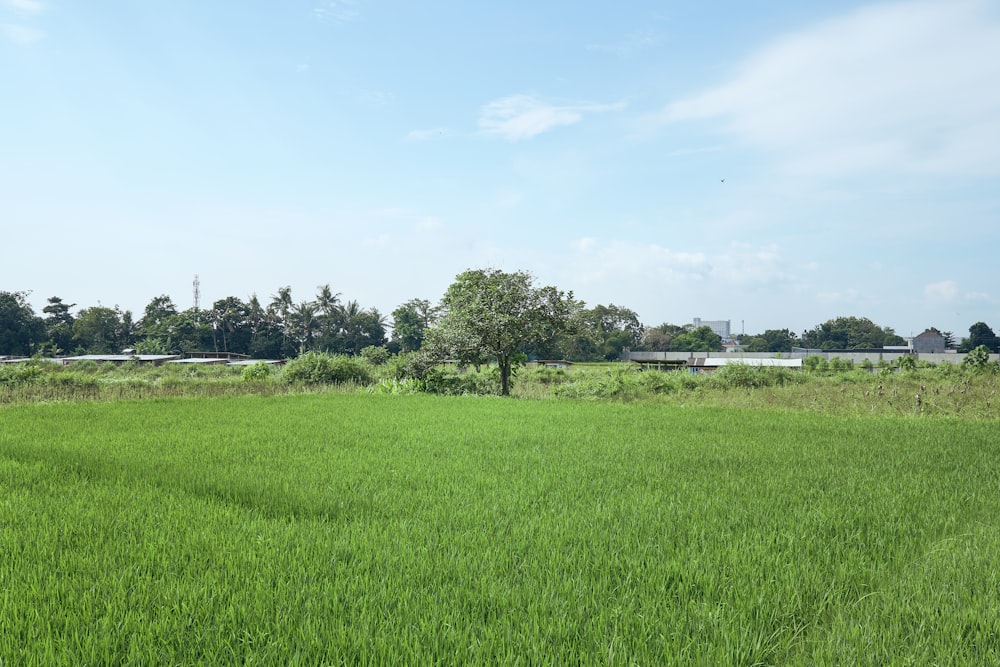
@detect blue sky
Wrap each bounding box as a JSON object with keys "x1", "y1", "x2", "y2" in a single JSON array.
[{"x1": 3, "y1": 0, "x2": 998, "y2": 339}]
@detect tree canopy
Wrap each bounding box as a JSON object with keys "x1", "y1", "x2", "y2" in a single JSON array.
[
  {"x1": 960, "y1": 322, "x2": 1000, "y2": 353},
  {"x1": 799, "y1": 316, "x2": 905, "y2": 350},
  {"x1": 0, "y1": 291, "x2": 45, "y2": 356},
  {"x1": 426, "y1": 269, "x2": 579, "y2": 395}
]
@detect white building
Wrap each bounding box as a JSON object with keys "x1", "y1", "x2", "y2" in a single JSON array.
[{"x1": 693, "y1": 318, "x2": 731, "y2": 340}]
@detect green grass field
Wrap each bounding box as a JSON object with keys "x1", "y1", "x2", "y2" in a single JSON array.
[{"x1": 2, "y1": 393, "x2": 999, "y2": 664}]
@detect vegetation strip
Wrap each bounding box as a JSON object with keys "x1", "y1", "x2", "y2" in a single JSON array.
[{"x1": 2, "y1": 393, "x2": 999, "y2": 664}]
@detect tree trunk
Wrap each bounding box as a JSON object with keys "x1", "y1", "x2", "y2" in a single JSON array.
[{"x1": 499, "y1": 356, "x2": 512, "y2": 396}]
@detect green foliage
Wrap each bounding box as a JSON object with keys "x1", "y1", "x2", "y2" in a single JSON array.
[
  {"x1": 707, "y1": 364, "x2": 802, "y2": 389},
  {"x1": 553, "y1": 365, "x2": 703, "y2": 399},
  {"x1": 428, "y1": 268, "x2": 580, "y2": 395},
  {"x1": 241, "y1": 361, "x2": 273, "y2": 382},
  {"x1": 359, "y1": 345, "x2": 390, "y2": 365},
  {"x1": 368, "y1": 378, "x2": 422, "y2": 395},
  {"x1": 560, "y1": 303, "x2": 643, "y2": 361},
  {"x1": 72, "y1": 305, "x2": 136, "y2": 354},
  {"x1": 635, "y1": 322, "x2": 686, "y2": 351},
  {"x1": 803, "y1": 355, "x2": 826, "y2": 373},
  {"x1": 829, "y1": 356, "x2": 853, "y2": 372},
  {"x1": 670, "y1": 325, "x2": 723, "y2": 352},
  {"x1": 962, "y1": 345, "x2": 997, "y2": 373},
  {"x1": 390, "y1": 298, "x2": 436, "y2": 353},
  {"x1": 960, "y1": 323, "x2": 1000, "y2": 353},
  {"x1": 0, "y1": 362, "x2": 44, "y2": 386},
  {"x1": 280, "y1": 352, "x2": 372, "y2": 386},
  {"x1": 896, "y1": 355, "x2": 917, "y2": 372},
  {"x1": 420, "y1": 366, "x2": 501, "y2": 395},
  {"x1": 0, "y1": 291, "x2": 46, "y2": 356},
  {"x1": 800, "y1": 316, "x2": 905, "y2": 350},
  {"x1": 741, "y1": 329, "x2": 798, "y2": 353},
  {"x1": 384, "y1": 351, "x2": 437, "y2": 382}
]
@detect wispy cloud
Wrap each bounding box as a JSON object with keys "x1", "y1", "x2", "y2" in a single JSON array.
[
  {"x1": 3, "y1": 0, "x2": 44, "y2": 13},
  {"x1": 657, "y1": 1, "x2": 1000, "y2": 178},
  {"x1": 925, "y1": 280, "x2": 959, "y2": 301},
  {"x1": 1, "y1": 22, "x2": 41, "y2": 44},
  {"x1": 568, "y1": 238, "x2": 797, "y2": 288},
  {"x1": 479, "y1": 94, "x2": 625, "y2": 141},
  {"x1": 312, "y1": 0, "x2": 359, "y2": 24}
]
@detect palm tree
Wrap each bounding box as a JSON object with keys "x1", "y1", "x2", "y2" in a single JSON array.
[
  {"x1": 315, "y1": 284, "x2": 341, "y2": 340},
  {"x1": 269, "y1": 286, "x2": 294, "y2": 346},
  {"x1": 289, "y1": 301, "x2": 320, "y2": 352}
]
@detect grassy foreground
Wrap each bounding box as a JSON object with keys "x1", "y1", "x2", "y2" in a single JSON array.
[{"x1": 2, "y1": 393, "x2": 999, "y2": 664}]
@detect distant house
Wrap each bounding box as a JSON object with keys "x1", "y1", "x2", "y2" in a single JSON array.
[
  {"x1": 912, "y1": 330, "x2": 946, "y2": 354},
  {"x1": 533, "y1": 360, "x2": 574, "y2": 369},
  {"x1": 722, "y1": 340, "x2": 745, "y2": 353}
]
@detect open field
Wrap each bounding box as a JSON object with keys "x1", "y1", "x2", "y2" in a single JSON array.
[{"x1": 2, "y1": 393, "x2": 1000, "y2": 664}]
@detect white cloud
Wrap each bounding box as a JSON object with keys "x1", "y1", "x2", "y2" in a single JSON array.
[
  {"x1": 658, "y1": 1, "x2": 1000, "y2": 177},
  {"x1": 924, "y1": 280, "x2": 959, "y2": 301},
  {"x1": 312, "y1": 1, "x2": 359, "y2": 24},
  {"x1": 1, "y1": 22, "x2": 41, "y2": 44},
  {"x1": 568, "y1": 238, "x2": 795, "y2": 288},
  {"x1": 3, "y1": 0, "x2": 44, "y2": 13},
  {"x1": 479, "y1": 94, "x2": 625, "y2": 141}
]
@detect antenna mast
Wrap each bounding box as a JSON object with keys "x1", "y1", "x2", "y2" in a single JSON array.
[{"x1": 193, "y1": 274, "x2": 201, "y2": 312}]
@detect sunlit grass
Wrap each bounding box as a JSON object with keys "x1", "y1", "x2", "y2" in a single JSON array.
[{"x1": 2, "y1": 394, "x2": 999, "y2": 664}]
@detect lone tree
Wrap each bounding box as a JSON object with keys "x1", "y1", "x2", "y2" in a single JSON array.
[{"x1": 427, "y1": 269, "x2": 579, "y2": 396}]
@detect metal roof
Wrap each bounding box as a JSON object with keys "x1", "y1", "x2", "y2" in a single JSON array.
[
  {"x1": 62, "y1": 355, "x2": 181, "y2": 362},
  {"x1": 693, "y1": 358, "x2": 802, "y2": 368}
]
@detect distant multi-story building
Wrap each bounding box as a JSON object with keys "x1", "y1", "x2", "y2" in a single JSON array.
[{"x1": 693, "y1": 318, "x2": 731, "y2": 341}]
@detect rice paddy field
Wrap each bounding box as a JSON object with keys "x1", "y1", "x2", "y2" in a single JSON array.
[{"x1": 2, "y1": 392, "x2": 1000, "y2": 664}]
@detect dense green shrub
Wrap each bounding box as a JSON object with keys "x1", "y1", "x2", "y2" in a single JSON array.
[
  {"x1": 359, "y1": 346, "x2": 391, "y2": 366},
  {"x1": 803, "y1": 356, "x2": 825, "y2": 373},
  {"x1": 829, "y1": 357, "x2": 853, "y2": 372},
  {"x1": 241, "y1": 361, "x2": 273, "y2": 382},
  {"x1": 962, "y1": 345, "x2": 998, "y2": 374},
  {"x1": 280, "y1": 352, "x2": 372, "y2": 386},
  {"x1": 0, "y1": 363, "x2": 43, "y2": 386},
  {"x1": 707, "y1": 364, "x2": 801, "y2": 390},
  {"x1": 421, "y1": 367, "x2": 500, "y2": 395},
  {"x1": 385, "y1": 351, "x2": 437, "y2": 381}
]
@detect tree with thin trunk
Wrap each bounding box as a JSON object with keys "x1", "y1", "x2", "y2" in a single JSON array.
[{"x1": 427, "y1": 269, "x2": 579, "y2": 396}]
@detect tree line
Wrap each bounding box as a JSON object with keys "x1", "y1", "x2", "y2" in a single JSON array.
[{"x1": 2, "y1": 273, "x2": 998, "y2": 364}]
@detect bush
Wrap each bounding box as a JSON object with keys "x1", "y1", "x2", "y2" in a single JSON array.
[
  {"x1": 803, "y1": 356, "x2": 825, "y2": 373},
  {"x1": 242, "y1": 361, "x2": 273, "y2": 382},
  {"x1": 369, "y1": 378, "x2": 421, "y2": 395},
  {"x1": 0, "y1": 363, "x2": 43, "y2": 386},
  {"x1": 359, "y1": 346, "x2": 391, "y2": 366},
  {"x1": 280, "y1": 352, "x2": 372, "y2": 386},
  {"x1": 829, "y1": 357, "x2": 853, "y2": 372},
  {"x1": 707, "y1": 364, "x2": 800, "y2": 389},
  {"x1": 421, "y1": 366, "x2": 500, "y2": 395},
  {"x1": 962, "y1": 345, "x2": 997, "y2": 374},
  {"x1": 385, "y1": 351, "x2": 437, "y2": 382}
]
